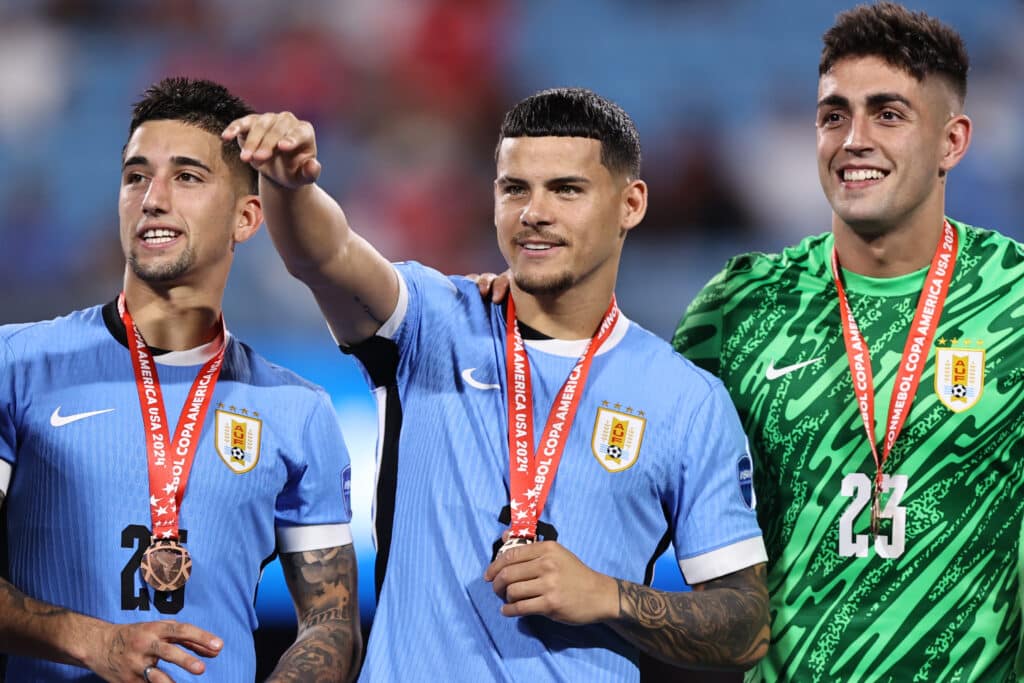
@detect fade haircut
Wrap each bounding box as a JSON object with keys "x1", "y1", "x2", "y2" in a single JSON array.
[
  {"x1": 497, "y1": 88, "x2": 641, "y2": 179},
  {"x1": 127, "y1": 77, "x2": 258, "y2": 193},
  {"x1": 820, "y1": 3, "x2": 969, "y2": 105}
]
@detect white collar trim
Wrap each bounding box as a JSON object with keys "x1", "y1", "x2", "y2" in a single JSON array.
[
  {"x1": 523, "y1": 313, "x2": 630, "y2": 357},
  {"x1": 154, "y1": 331, "x2": 232, "y2": 366}
]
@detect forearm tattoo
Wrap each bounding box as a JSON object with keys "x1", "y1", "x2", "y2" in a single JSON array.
[
  {"x1": 613, "y1": 563, "x2": 769, "y2": 669},
  {"x1": 0, "y1": 575, "x2": 75, "y2": 659},
  {"x1": 267, "y1": 545, "x2": 359, "y2": 683}
]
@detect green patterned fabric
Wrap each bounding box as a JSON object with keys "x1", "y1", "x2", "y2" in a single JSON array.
[{"x1": 674, "y1": 220, "x2": 1024, "y2": 682}]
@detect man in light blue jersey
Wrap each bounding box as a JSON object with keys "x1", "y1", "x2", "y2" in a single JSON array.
[
  {"x1": 226, "y1": 88, "x2": 769, "y2": 680},
  {"x1": 0, "y1": 78, "x2": 360, "y2": 682}
]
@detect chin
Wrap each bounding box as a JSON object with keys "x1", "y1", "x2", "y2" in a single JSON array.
[
  {"x1": 128, "y1": 253, "x2": 194, "y2": 284},
  {"x1": 513, "y1": 270, "x2": 574, "y2": 297}
]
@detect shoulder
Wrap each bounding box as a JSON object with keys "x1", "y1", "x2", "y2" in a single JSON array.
[
  {"x1": 621, "y1": 319, "x2": 724, "y2": 398},
  {"x1": 226, "y1": 339, "x2": 331, "y2": 403},
  {"x1": 394, "y1": 261, "x2": 464, "y2": 298},
  {"x1": 1, "y1": 305, "x2": 105, "y2": 359},
  {"x1": 704, "y1": 232, "x2": 833, "y2": 297},
  {"x1": 957, "y1": 219, "x2": 1024, "y2": 262},
  {"x1": 392, "y1": 260, "x2": 495, "y2": 324}
]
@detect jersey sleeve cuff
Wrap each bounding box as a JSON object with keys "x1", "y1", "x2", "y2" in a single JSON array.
[
  {"x1": 679, "y1": 535, "x2": 768, "y2": 585},
  {"x1": 326, "y1": 264, "x2": 408, "y2": 346},
  {"x1": 276, "y1": 523, "x2": 353, "y2": 553},
  {"x1": 0, "y1": 459, "x2": 10, "y2": 496},
  {"x1": 375, "y1": 265, "x2": 409, "y2": 340}
]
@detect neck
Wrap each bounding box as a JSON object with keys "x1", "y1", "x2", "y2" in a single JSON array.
[
  {"x1": 832, "y1": 213, "x2": 947, "y2": 278},
  {"x1": 510, "y1": 284, "x2": 614, "y2": 340},
  {"x1": 123, "y1": 275, "x2": 224, "y2": 351}
]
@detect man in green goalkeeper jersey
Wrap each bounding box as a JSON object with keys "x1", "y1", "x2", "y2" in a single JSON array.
[{"x1": 674, "y1": 3, "x2": 1024, "y2": 681}]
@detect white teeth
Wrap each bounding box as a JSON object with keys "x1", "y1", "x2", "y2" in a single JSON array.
[
  {"x1": 523, "y1": 244, "x2": 552, "y2": 251},
  {"x1": 142, "y1": 229, "x2": 179, "y2": 243},
  {"x1": 843, "y1": 168, "x2": 886, "y2": 182}
]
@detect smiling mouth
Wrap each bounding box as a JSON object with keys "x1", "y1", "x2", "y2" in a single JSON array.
[
  {"x1": 139, "y1": 228, "x2": 182, "y2": 245},
  {"x1": 840, "y1": 168, "x2": 888, "y2": 183}
]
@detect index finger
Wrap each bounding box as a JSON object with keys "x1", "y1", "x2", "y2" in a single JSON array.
[
  {"x1": 483, "y1": 540, "x2": 543, "y2": 581},
  {"x1": 156, "y1": 621, "x2": 223, "y2": 656},
  {"x1": 221, "y1": 114, "x2": 259, "y2": 142}
]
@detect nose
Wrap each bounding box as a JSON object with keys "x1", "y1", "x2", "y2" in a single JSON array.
[
  {"x1": 141, "y1": 176, "x2": 170, "y2": 216},
  {"x1": 520, "y1": 192, "x2": 553, "y2": 228},
  {"x1": 843, "y1": 113, "x2": 874, "y2": 155}
]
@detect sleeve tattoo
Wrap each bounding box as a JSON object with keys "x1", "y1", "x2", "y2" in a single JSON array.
[
  {"x1": 611, "y1": 563, "x2": 769, "y2": 670},
  {"x1": 267, "y1": 544, "x2": 362, "y2": 683}
]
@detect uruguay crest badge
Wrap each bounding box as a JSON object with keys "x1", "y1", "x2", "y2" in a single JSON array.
[
  {"x1": 934, "y1": 339, "x2": 984, "y2": 413},
  {"x1": 591, "y1": 406, "x2": 645, "y2": 472},
  {"x1": 215, "y1": 408, "x2": 262, "y2": 473}
]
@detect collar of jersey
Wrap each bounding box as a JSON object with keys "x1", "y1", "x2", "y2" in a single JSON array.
[
  {"x1": 521, "y1": 312, "x2": 630, "y2": 358},
  {"x1": 827, "y1": 218, "x2": 965, "y2": 297},
  {"x1": 838, "y1": 263, "x2": 930, "y2": 297},
  {"x1": 102, "y1": 297, "x2": 231, "y2": 366}
]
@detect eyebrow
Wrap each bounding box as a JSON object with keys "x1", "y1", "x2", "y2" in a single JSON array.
[
  {"x1": 816, "y1": 92, "x2": 913, "y2": 109},
  {"x1": 122, "y1": 155, "x2": 213, "y2": 172},
  {"x1": 495, "y1": 175, "x2": 591, "y2": 185}
]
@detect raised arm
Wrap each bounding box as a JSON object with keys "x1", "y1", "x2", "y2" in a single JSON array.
[
  {"x1": 267, "y1": 544, "x2": 361, "y2": 683},
  {"x1": 222, "y1": 113, "x2": 398, "y2": 346}
]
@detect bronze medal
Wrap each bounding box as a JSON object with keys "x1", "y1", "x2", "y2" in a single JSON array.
[{"x1": 140, "y1": 539, "x2": 192, "y2": 592}]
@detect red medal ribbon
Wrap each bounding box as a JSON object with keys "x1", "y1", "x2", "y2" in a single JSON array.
[
  {"x1": 832, "y1": 221, "x2": 957, "y2": 532},
  {"x1": 119, "y1": 294, "x2": 226, "y2": 541},
  {"x1": 504, "y1": 296, "x2": 620, "y2": 540}
]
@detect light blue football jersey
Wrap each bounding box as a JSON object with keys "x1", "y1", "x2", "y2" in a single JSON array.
[
  {"x1": 0, "y1": 301, "x2": 353, "y2": 682},
  {"x1": 352, "y1": 262, "x2": 766, "y2": 682}
]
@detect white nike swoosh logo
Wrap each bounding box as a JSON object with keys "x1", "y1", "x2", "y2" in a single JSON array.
[
  {"x1": 461, "y1": 368, "x2": 500, "y2": 391},
  {"x1": 765, "y1": 357, "x2": 825, "y2": 381},
  {"x1": 50, "y1": 407, "x2": 116, "y2": 427}
]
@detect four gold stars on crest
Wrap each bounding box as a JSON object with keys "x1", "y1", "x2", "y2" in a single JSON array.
[
  {"x1": 216, "y1": 402, "x2": 260, "y2": 418},
  {"x1": 599, "y1": 400, "x2": 644, "y2": 417},
  {"x1": 936, "y1": 337, "x2": 984, "y2": 347}
]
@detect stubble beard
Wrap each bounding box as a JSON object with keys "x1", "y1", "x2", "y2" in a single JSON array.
[
  {"x1": 128, "y1": 246, "x2": 196, "y2": 284},
  {"x1": 513, "y1": 269, "x2": 575, "y2": 297}
]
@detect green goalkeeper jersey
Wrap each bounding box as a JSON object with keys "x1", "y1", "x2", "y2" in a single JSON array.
[{"x1": 674, "y1": 219, "x2": 1024, "y2": 682}]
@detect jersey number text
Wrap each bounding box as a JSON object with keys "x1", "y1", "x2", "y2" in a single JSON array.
[{"x1": 838, "y1": 473, "x2": 907, "y2": 558}]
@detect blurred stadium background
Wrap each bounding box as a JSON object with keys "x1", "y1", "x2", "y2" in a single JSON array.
[{"x1": 1, "y1": 0, "x2": 1021, "y2": 679}]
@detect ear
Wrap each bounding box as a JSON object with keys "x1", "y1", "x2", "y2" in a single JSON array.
[
  {"x1": 939, "y1": 113, "x2": 971, "y2": 176},
  {"x1": 233, "y1": 194, "x2": 263, "y2": 244},
  {"x1": 619, "y1": 179, "x2": 648, "y2": 235}
]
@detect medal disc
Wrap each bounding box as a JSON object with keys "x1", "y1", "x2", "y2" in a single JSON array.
[
  {"x1": 497, "y1": 536, "x2": 534, "y2": 555},
  {"x1": 140, "y1": 539, "x2": 192, "y2": 591}
]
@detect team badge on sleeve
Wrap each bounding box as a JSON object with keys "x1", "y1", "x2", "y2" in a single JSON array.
[
  {"x1": 934, "y1": 340, "x2": 984, "y2": 413},
  {"x1": 738, "y1": 441, "x2": 756, "y2": 510},
  {"x1": 215, "y1": 408, "x2": 262, "y2": 473},
  {"x1": 591, "y1": 406, "x2": 645, "y2": 472}
]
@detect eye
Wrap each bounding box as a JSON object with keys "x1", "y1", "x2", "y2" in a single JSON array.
[
  {"x1": 177, "y1": 171, "x2": 202, "y2": 182},
  {"x1": 555, "y1": 185, "x2": 582, "y2": 196},
  {"x1": 502, "y1": 184, "x2": 526, "y2": 197},
  {"x1": 878, "y1": 109, "x2": 903, "y2": 122},
  {"x1": 819, "y1": 111, "x2": 845, "y2": 128},
  {"x1": 123, "y1": 171, "x2": 148, "y2": 186}
]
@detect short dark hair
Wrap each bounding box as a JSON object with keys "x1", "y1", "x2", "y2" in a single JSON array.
[
  {"x1": 820, "y1": 2, "x2": 969, "y2": 104},
  {"x1": 128, "y1": 77, "x2": 258, "y2": 193},
  {"x1": 497, "y1": 88, "x2": 641, "y2": 179}
]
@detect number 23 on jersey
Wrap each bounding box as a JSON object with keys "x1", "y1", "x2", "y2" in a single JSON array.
[{"x1": 839, "y1": 473, "x2": 908, "y2": 558}]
